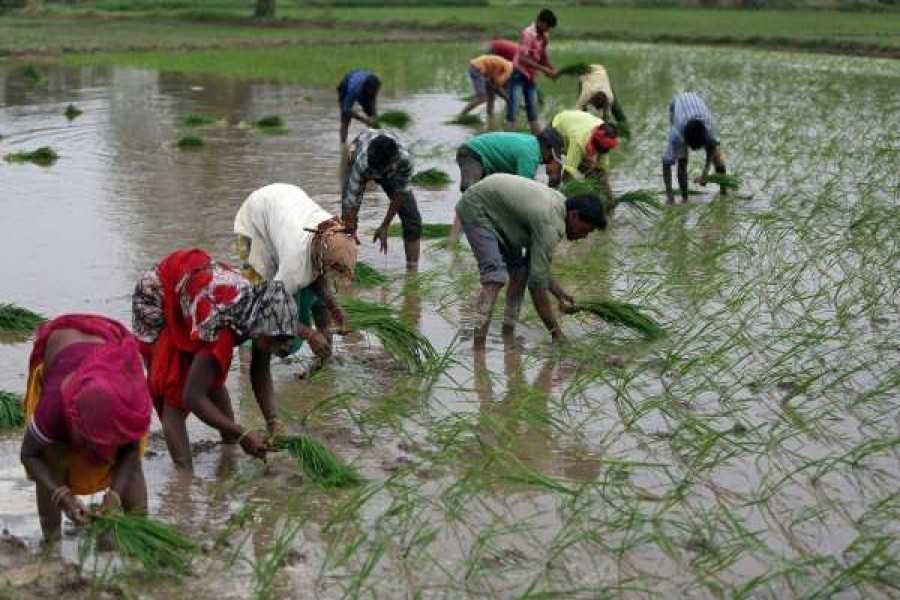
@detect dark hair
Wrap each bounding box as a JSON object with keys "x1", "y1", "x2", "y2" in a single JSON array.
[
  {"x1": 368, "y1": 135, "x2": 399, "y2": 171},
  {"x1": 683, "y1": 119, "x2": 708, "y2": 150},
  {"x1": 536, "y1": 127, "x2": 563, "y2": 155},
  {"x1": 538, "y1": 8, "x2": 557, "y2": 28},
  {"x1": 565, "y1": 195, "x2": 607, "y2": 230}
]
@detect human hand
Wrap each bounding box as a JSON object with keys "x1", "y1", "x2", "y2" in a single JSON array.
[
  {"x1": 266, "y1": 418, "x2": 284, "y2": 442},
  {"x1": 60, "y1": 493, "x2": 88, "y2": 525},
  {"x1": 239, "y1": 430, "x2": 267, "y2": 461},
  {"x1": 558, "y1": 295, "x2": 577, "y2": 314},
  {"x1": 99, "y1": 490, "x2": 123, "y2": 515},
  {"x1": 330, "y1": 306, "x2": 349, "y2": 334},
  {"x1": 306, "y1": 329, "x2": 333, "y2": 360},
  {"x1": 372, "y1": 225, "x2": 389, "y2": 254},
  {"x1": 693, "y1": 175, "x2": 707, "y2": 186}
]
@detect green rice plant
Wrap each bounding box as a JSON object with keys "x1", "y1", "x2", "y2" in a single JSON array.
[
  {"x1": 275, "y1": 434, "x2": 363, "y2": 487},
  {"x1": 0, "y1": 391, "x2": 25, "y2": 430},
  {"x1": 22, "y1": 65, "x2": 40, "y2": 81},
  {"x1": 64, "y1": 104, "x2": 83, "y2": 120},
  {"x1": 446, "y1": 113, "x2": 483, "y2": 127},
  {"x1": 706, "y1": 173, "x2": 742, "y2": 190},
  {"x1": 557, "y1": 62, "x2": 592, "y2": 77},
  {"x1": 354, "y1": 260, "x2": 389, "y2": 287},
  {"x1": 5, "y1": 147, "x2": 59, "y2": 166},
  {"x1": 181, "y1": 114, "x2": 217, "y2": 127},
  {"x1": 614, "y1": 189, "x2": 663, "y2": 217},
  {"x1": 342, "y1": 298, "x2": 437, "y2": 372},
  {"x1": 573, "y1": 299, "x2": 666, "y2": 339},
  {"x1": 176, "y1": 134, "x2": 203, "y2": 149},
  {"x1": 377, "y1": 110, "x2": 411, "y2": 129},
  {"x1": 411, "y1": 168, "x2": 452, "y2": 187},
  {"x1": 560, "y1": 177, "x2": 604, "y2": 198},
  {"x1": 0, "y1": 303, "x2": 46, "y2": 332},
  {"x1": 254, "y1": 115, "x2": 289, "y2": 134},
  {"x1": 80, "y1": 512, "x2": 196, "y2": 575},
  {"x1": 386, "y1": 222, "x2": 452, "y2": 238}
]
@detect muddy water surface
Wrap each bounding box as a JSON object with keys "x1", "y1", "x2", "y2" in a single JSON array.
[{"x1": 1, "y1": 42, "x2": 899, "y2": 598}]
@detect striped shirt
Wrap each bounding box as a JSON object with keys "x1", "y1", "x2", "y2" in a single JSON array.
[
  {"x1": 662, "y1": 92, "x2": 719, "y2": 166},
  {"x1": 342, "y1": 129, "x2": 414, "y2": 212}
]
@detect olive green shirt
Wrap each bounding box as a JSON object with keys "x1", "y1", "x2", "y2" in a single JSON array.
[{"x1": 456, "y1": 173, "x2": 566, "y2": 289}]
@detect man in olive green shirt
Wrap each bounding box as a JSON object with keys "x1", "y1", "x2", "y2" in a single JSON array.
[{"x1": 455, "y1": 173, "x2": 607, "y2": 347}]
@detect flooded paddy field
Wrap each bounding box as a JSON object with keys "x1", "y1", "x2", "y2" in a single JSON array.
[{"x1": 1, "y1": 41, "x2": 899, "y2": 598}]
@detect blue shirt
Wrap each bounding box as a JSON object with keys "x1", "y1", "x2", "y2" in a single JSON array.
[
  {"x1": 662, "y1": 92, "x2": 719, "y2": 166},
  {"x1": 338, "y1": 70, "x2": 377, "y2": 117}
]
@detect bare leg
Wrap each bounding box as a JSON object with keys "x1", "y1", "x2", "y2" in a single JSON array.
[
  {"x1": 339, "y1": 116, "x2": 350, "y2": 145},
  {"x1": 161, "y1": 402, "x2": 192, "y2": 470},
  {"x1": 122, "y1": 464, "x2": 148, "y2": 515},
  {"x1": 501, "y1": 269, "x2": 528, "y2": 335},
  {"x1": 404, "y1": 239, "x2": 420, "y2": 270},
  {"x1": 450, "y1": 216, "x2": 463, "y2": 243},
  {"x1": 474, "y1": 283, "x2": 501, "y2": 349}
]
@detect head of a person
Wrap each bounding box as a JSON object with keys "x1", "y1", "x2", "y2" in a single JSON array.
[
  {"x1": 315, "y1": 221, "x2": 359, "y2": 288},
  {"x1": 63, "y1": 339, "x2": 152, "y2": 464},
  {"x1": 590, "y1": 91, "x2": 609, "y2": 111},
  {"x1": 585, "y1": 122, "x2": 619, "y2": 156},
  {"x1": 564, "y1": 194, "x2": 607, "y2": 240},
  {"x1": 247, "y1": 282, "x2": 299, "y2": 358},
  {"x1": 683, "y1": 119, "x2": 709, "y2": 150},
  {"x1": 368, "y1": 135, "x2": 399, "y2": 171},
  {"x1": 537, "y1": 127, "x2": 564, "y2": 166},
  {"x1": 536, "y1": 8, "x2": 557, "y2": 32},
  {"x1": 360, "y1": 75, "x2": 381, "y2": 116}
]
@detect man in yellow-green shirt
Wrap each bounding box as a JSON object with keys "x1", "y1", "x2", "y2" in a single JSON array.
[{"x1": 548, "y1": 110, "x2": 619, "y2": 206}]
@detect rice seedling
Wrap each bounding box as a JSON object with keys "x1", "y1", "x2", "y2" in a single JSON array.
[
  {"x1": 22, "y1": 65, "x2": 40, "y2": 81},
  {"x1": 80, "y1": 512, "x2": 196, "y2": 575},
  {"x1": 445, "y1": 114, "x2": 483, "y2": 127},
  {"x1": 181, "y1": 114, "x2": 217, "y2": 127},
  {"x1": 254, "y1": 115, "x2": 289, "y2": 134},
  {"x1": 411, "y1": 168, "x2": 452, "y2": 187},
  {"x1": 386, "y1": 222, "x2": 453, "y2": 239},
  {"x1": 342, "y1": 298, "x2": 437, "y2": 372},
  {"x1": 377, "y1": 110, "x2": 411, "y2": 129},
  {"x1": 354, "y1": 260, "x2": 389, "y2": 287},
  {"x1": 559, "y1": 178, "x2": 604, "y2": 198},
  {"x1": 176, "y1": 134, "x2": 203, "y2": 149},
  {"x1": 5, "y1": 147, "x2": 59, "y2": 166},
  {"x1": 572, "y1": 299, "x2": 666, "y2": 339},
  {"x1": 0, "y1": 391, "x2": 24, "y2": 430},
  {"x1": 706, "y1": 173, "x2": 743, "y2": 190},
  {"x1": 0, "y1": 303, "x2": 46, "y2": 332},
  {"x1": 275, "y1": 434, "x2": 363, "y2": 487},
  {"x1": 614, "y1": 189, "x2": 663, "y2": 217},
  {"x1": 64, "y1": 104, "x2": 83, "y2": 120},
  {"x1": 556, "y1": 62, "x2": 592, "y2": 77}
]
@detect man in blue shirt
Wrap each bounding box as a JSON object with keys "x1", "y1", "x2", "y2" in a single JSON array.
[
  {"x1": 337, "y1": 69, "x2": 381, "y2": 144},
  {"x1": 662, "y1": 92, "x2": 728, "y2": 204}
]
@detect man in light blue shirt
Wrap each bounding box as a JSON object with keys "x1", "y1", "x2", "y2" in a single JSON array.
[{"x1": 662, "y1": 92, "x2": 728, "y2": 204}]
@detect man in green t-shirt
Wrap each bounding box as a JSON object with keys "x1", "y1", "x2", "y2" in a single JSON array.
[
  {"x1": 455, "y1": 173, "x2": 607, "y2": 348},
  {"x1": 452, "y1": 129, "x2": 563, "y2": 240}
]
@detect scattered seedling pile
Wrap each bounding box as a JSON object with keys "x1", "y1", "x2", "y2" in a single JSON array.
[
  {"x1": 275, "y1": 435, "x2": 363, "y2": 487},
  {"x1": 0, "y1": 303, "x2": 46, "y2": 332},
  {"x1": 411, "y1": 168, "x2": 452, "y2": 187},
  {"x1": 80, "y1": 512, "x2": 196, "y2": 575},
  {"x1": 0, "y1": 391, "x2": 24, "y2": 430},
  {"x1": 377, "y1": 110, "x2": 412, "y2": 129},
  {"x1": 65, "y1": 104, "x2": 83, "y2": 120},
  {"x1": 386, "y1": 223, "x2": 452, "y2": 238},
  {"x1": 342, "y1": 298, "x2": 437, "y2": 372},
  {"x1": 573, "y1": 299, "x2": 666, "y2": 339},
  {"x1": 176, "y1": 135, "x2": 204, "y2": 149},
  {"x1": 254, "y1": 115, "x2": 289, "y2": 134},
  {"x1": 354, "y1": 261, "x2": 389, "y2": 287},
  {"x1": 5, "y1": 147, "x2": 59, "y2": 166},
  {"x1": 182, "y1": 114, "x2": 218, "y2": 127}
]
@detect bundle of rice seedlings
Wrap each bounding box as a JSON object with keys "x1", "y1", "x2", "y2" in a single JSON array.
[
  {"x1": 254, "y1": 115, "x2": 289, "y2": 134},
  {"x1": 64, "y1": 104, "x2": 83, "y2": 121},
  {"x1": 5, "y1": 147, "x2": 58, "y2": 166},
  {"x1": 342, "y1": 298, "x2": 437, "y2": 372},
  {"x1": 557, "y1": 62, "x2": 592, "y2": 77},
  {"x1": 23, "y1": 65, "x2": 40, "y2": 81},
  {"x1": 386, "y1": 223, "x2": 452, "y2": 238},
  {"x1": 354, "y1": 261, "x2": 389, "y2": 287},
  {"x1": 614, "y1": 189, "x2": 663, "y2": 217},
  {"x1": 182, "y1": 114, "x2": 217, "y2": 127},
  {"x1": 560, "y1": 178, "x2": 605, "y2": 198},
  {"x1": 176, "y1": 135, "x2": 204, "y2": 149},
  {"x1": 705, "y1": 173, "x2": 742, "y2": 190},
  {"x1": 573, "y1": 299, "x2": 666, "y2": 339},
  {"x1": 81, "y1": 512, "x2": 196, "y2": 575},
  {"x1": 275, "y1": 435, "x2": 362, "y2": 487},
  {"x1": 377, "y1": 110, "x2": 411, "y2": 129},
  {"x1": 410, "y1": 168, "x2": 452, "y2": 187},
  {"x1": 0, "y1": 391, "x2": 25, "y2": 430},
  {"x1": 446, "y1": 114, "x2": 483, "y2": 127},
  {"x1": 0, "y1": 303, "x2": 46, "y2": 332}
]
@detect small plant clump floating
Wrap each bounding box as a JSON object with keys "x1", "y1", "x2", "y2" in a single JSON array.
[
  {"x1": 176, "y1": 135, "x2": 204, "y2": 149},
  {"x1": 5, "y1": 147, "x2": 59, "y2": 166},
  {"x1": 0, "y1": 303, "x2": 46, "y2": 332},
  {"x1": 377, "y1": 110, "x2": 412, "y2": 129},
  {"x1": 354, "y1": 261, "x2": 389, "y2": 287},
  {"x1": 64, "y1": 104, "x2": 83, "y2": 121},
  {"x1": 80, "y1": 513, "x2": 196, "y2": 575},
  {"x1": 342, "y1": 298, "x2": 437, "y2": 372},
  {"x1": 275, "y1": 435, "x2": 363, "y2": 487},
  {"x1": 386, "y1": 222, "x2": 452, "y2": 239},
  {"x1": 22, "y1": 65, "x2": 41, "y2": 81},
  {"x1": 557, "y1": 62, "x2": 592, "y2": 77},
  {"x1": 573, "y1": 298, "x2": 666, "y2": 339},
  {"x1": 446, "y1": 113, "x2": 483, "y2": 127},
  {"x1": 0, "y1": 391, "x2": 25, "y2": 430},
  {"x1": 706, "y1": 173, "x2": 743, "y2": 190},
  {"x1": 410, "y1": 168, "x2": 452, "y2": 187},
  {"x1": 254, "y1": 115, "x2": 289, "y2": 134},
  {"x1": 182, "y1": 114, "x2": 218, "y2": 128}
]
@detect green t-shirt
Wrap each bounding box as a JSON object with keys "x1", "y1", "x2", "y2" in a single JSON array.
[
  {"x1": 290, "y1": 285, "x2": 321, "y2": 353},
  {"x1": 456, "y1": 174, "x2": 566, "y2": 289},
  {"x1": 464, "y1": 132, "x2": 542, "y2": 179}
]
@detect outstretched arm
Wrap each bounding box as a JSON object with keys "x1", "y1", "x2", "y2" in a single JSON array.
[{"x1": 530, "y1": 287, "x2": 565, "y2": 344}]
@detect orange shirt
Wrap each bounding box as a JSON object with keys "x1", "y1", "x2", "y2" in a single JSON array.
[{"x1": 470, "y1": 55, "x2": 513, "y2": 87}]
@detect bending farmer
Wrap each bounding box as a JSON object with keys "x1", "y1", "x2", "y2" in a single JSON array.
[
  {"x1": 662, "y1": 92, "x2": 727, "y2": 204},
  {"x1": 549, "y1": 109, "x2": 620, "y2": 206},
  {"x1": 337, "y1": 69, "x2": 381, "y2": 145},
  {"x1": 575, "y1": 64, "x2": 628, "y2": 133},
  {"x1": 459, "y1": 54, "x2": 513, "y2": 121}
]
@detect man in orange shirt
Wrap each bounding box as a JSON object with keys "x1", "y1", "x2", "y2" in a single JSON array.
[{"x1": 458, "y1": 54, "x2": 513, "y2": 121}]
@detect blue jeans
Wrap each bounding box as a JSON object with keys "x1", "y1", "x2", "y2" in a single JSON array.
[{"x1": 506, "y1": 69, "x2": 538, "y2": 123}]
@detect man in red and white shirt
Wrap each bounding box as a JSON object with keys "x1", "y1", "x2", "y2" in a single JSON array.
[{"x1": 505, "y1": 8, "x2": 559, "y2": 135}]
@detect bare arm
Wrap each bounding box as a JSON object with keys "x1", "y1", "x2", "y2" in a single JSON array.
[
  {"x1": 663, "y1": 162, "x2": 675, "y2": 204},
  {"x1": 249, "y1": 343, "x2": 276, "y2": 425},
  {"x1": 519, "y1": 54, "x2": 556, "y2": 78},
  {"x1": 108, "y1": 444, "x2": 140, "y2": 499},
  {"x1": 21, "y1": 430, "x2": 63, "y2": 500},
  {"x1": 184, "y1": 354, "x2": 244, "y2": 438},
  {"x1": 529, "y1": 287, "x2": 564, "y2": 343},
  {"x1": 548, "y1": 279, "x2": 575, "y2": 311}
]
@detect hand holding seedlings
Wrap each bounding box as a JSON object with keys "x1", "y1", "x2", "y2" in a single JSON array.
[{"x1": 239, "y1": 430, "x2": 268, "y2": 461}]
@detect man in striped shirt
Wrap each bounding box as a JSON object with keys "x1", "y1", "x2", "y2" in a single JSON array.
[
  {"x1": 341, "y1": 128, "x2": 421, "y2": 268},
  {"x1": 662, "y1": 92, "x2": 728, "y2": 204}
]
